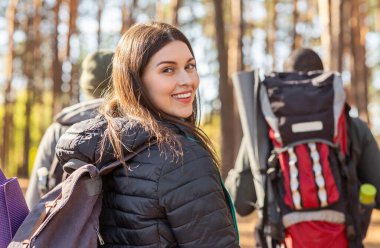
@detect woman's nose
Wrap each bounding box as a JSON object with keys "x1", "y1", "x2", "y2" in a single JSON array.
[{"x1": 177, "y1": 70, "x2": 192, "y2": 85}]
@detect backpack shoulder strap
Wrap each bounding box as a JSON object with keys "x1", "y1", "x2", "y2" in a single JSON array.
[{"x1": 62, "y1": 141, "x2": 156, "y2": 176}]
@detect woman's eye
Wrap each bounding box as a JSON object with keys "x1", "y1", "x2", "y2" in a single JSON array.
[
  {"x1": 162, "y1": 67, "x2": 174, "y2": 73},
  {"x1": 186, "y1": 64, "x2": 196, "y2": 70}
]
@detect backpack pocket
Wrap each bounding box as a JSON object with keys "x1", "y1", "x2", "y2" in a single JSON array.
[
  {"x1": 278, "y1": 143, "x2": 342, "y2": 210},
  {"x1": 285, "y1": 221, "x2": 347, "y2": 248}
]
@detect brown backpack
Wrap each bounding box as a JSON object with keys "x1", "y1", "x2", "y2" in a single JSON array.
[{"x1": 9, "y1": 143, "x2": 151, "y2": 248}]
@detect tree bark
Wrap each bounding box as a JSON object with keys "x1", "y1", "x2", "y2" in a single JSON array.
[
  {"x1": 1, "y1": 0, "x2": 19, "y2": 169},
  {"x1": 20, "y1": 2, "x2": 36, "y2": 177},
  {"x1": 66, "y1": 0, "x2": 79, "y2": 104},
  {"x1": 97, "y1": 0, "x2": 103, "y2": 48},
  {"x1": 51, "y1": 0, "x2": 63, "y2": 117},
  {"x1": 350, "y1": 0, "x2": 369, "y2": 123},
  {"x1": 213, "y1": 0, "x2": 230, "y2": 177},
  {"x1": 318, "y1": 0, "x2": 332, "y2": 70},
  {"x1": 342, "y1": 0, "x2": 353, "y2": 104},
  {"x1": 170, "y1": 0, "x2": 181, "y2": 26},
  {"x1": 266, "y1": 0, "x2": 277, "y2": 68},
  {"x1": 155, "y1": 0, "x2": 181, "y2": 26},
  {"x1": 225, "y1": 0, "x2": 243, "y2": 177},
  {"x1": 292, "y1": 0, "x2": 302, "y2": 49},
  {"x1": 121, "y1": 0, "x2": 138, "y2": 35},
  {"x1": 33, "y1": 0, "x2": 45, "y2": 144},
  {"x1": 213, "y1": 0, "x2": 243, "y2": 178},
  {"x1": 330, "y1": 0, "x2": 343, "y2": 72}
]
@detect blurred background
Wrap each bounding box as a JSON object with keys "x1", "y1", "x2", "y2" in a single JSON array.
[
  {"x1": 0, "y1": 0, "x2": 379, "y2": 182},
  {"x1": 1, "y1": 1, "x2": 380, "y2": 247}
]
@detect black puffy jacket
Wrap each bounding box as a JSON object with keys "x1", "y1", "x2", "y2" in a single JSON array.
[{"x1": 56, "y1": 117, "x2": 239, "y2": 248}]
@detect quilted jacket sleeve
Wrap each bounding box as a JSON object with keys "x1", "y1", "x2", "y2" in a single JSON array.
[
  {"x1": 157, "y1": 141, "x2": 239, "y2": 248},
  {"x1": 351, "y1": 117, "x2": 380, "y2": 209}
]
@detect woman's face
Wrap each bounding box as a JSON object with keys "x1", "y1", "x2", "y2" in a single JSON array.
[{"x1": 142, "y1": 40, "x2": 199, "y2": 119}]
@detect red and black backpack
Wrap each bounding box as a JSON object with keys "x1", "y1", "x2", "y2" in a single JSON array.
[{"x1": 257, "y1": 71, "x2": 362, "y2": 248}]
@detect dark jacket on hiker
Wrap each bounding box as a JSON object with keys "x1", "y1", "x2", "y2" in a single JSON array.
[
  {"x1": 25, "y1": 99, "x2": 103, "y2": 208},
  {"x1": 55, "y1": 117, "x2": 239, "y2": 248},
  {"x1": 227, "y1": 115, "x2": 380, "y2": 217}
]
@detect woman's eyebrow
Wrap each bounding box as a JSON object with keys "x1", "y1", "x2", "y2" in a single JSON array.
[
  {"x1": 156, "y1": 57, "x2": 195, "y2": 67},
  {"x1": 156, "y1": 61, "x2": 176, "y2": 67}
]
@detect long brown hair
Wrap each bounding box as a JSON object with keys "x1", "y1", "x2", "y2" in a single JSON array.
[{"x1": 100, "y1": 22, "x2": 220, "y2": 169}]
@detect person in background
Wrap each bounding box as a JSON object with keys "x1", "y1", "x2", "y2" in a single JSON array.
[
  {"x1": 55, "y1": 22, "x2": 239, "y2": 247},
  {"x1": 226, "y1": 47, "x2": 380, "y2": 246},
  {"x1": 25, "y1": 50, "x2": 113, "y2": 208}
]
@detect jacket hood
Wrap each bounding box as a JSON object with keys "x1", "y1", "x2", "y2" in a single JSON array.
[{"x1": 54, "y1": 99, "x2": 104, "y2": 126}]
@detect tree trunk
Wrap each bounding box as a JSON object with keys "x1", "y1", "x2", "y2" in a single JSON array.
[
  {"x1": 213, "y1": 0, "x2": 243, "y2": 177},
  {"x1": 33, "y1": 0, "x2": 43, "y2": 102},
  {"x1": 32, "y1": 0, "x2": 45, "y2": 150},
  {"x1": 292, "y1": 0, "x2": 302, "y2": 49},
  {"x1": 330, "y1": 0, "x2": 343, "y2": 72},
  {"x1": 155, "y1": 0, "x2": 181, "y2": 25},
  {"x1": 213, "y1": 0, "x2": 230, "y2": 177},
  {"x1": 121, "y1": 0, "x2": 138, "y2": 35},
  {"x1": 66, "y1": 0, "x2": 79, "y2": 104},
  {"x1": 51, "y1": 0, "x2": 63, "y2": 117},
  {"x1": 266, "y1": 0, "x2": 277, "y2": 69},
  {"x1": 170, "y1": 0, "x2": 181, "y2": 26},
  {"x1": 20, "y1": 2, "x2": 36, "y2": 177},
  {"x1": 318, "y1": 0, "x2": 332, "y2": 70},
  {"x1": 224, "y1": 0, "x2": 243, "y2": 177},
  {"x1": 1, "y1": 0, "x2": 19, "y2": 169},
  {"x1": 350, "y1": 0, "x2": 369, "y2": 123},
  {"x1": 97, "y1": 0, "x2": 103, "y2": 48}
]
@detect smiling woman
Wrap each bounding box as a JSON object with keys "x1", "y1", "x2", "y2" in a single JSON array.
[
  {"x1": 142, "y1": 40, "x2": 199, "y2": 119},
  {"x1": 55, "y1": 22, "x2": 240, "y2": 247}
]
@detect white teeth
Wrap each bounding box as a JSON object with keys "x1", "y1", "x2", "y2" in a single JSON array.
[{"x1": 173, "y1": 92, "x2": 191, "y2": 99}]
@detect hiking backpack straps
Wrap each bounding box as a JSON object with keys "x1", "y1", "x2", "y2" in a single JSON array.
[
  {"x1": 259, "y1": 71, "x2": 362, "y2": 248},
  {"x1": 8, "y1": 142, "x2": 154, "y2": 248}
]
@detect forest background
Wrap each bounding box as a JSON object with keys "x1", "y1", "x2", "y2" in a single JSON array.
[{"x1": 0, "y1": 0, "x2": 380, "y2": 179}]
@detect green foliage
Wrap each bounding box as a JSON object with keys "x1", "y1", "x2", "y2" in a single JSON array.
[
  {"x1": 3, "y1": 90, "x2": 53, "y2": 176},
  {"x1": 8, "y1": 91, "x2": 27, "y2": 176}
]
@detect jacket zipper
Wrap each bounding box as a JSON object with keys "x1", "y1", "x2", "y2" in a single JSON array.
[{"x1": 95, "y1": 227, "x2": 105, "y2": 245}]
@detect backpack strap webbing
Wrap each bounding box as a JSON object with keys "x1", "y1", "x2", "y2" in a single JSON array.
[{"x1": 260, "y1": 151, "x2": 286, "y2": 246}]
